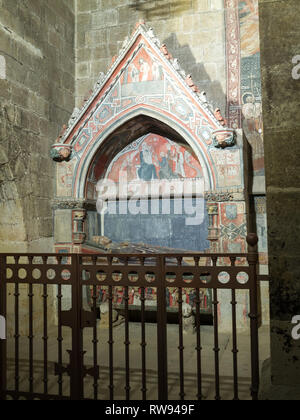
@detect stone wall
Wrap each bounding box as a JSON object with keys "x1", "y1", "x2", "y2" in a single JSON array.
[
  {"x1": 0, "y1": 0, "x2": 75, "y2": 252},
  {"x1": 75, "y1": 0, "x2": 227, "y2": 111},
  {"x1": 259, "y1": 0, "x2": 300, "y2": 399}
]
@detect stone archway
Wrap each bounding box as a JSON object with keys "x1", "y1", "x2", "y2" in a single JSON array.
[
  {"x1": 51, "y1": 22, "x2": 250, "y2": 331},
  {"x1": 80, "y1": 113, "x2": 211, "y2": 252},
  {"x1": 52, "y1": 22, "x2": 244, "y2": 257},
  {"x1": 71, "y1": 106, "x2": 218, "y2": 200}
]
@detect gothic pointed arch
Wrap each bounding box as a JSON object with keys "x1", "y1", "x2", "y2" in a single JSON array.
[
  {"x1": 52, "y1": 22, "x2": 237, "y2": 200},
  {"x1": 52, "y1": 21, "x2": 245, "y2": 258}
]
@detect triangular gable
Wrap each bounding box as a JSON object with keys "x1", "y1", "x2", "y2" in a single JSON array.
[
  {"x1": 55, "y1": 22, "x2": 227, "y2": 151},
  {"x1": 51, "y1": 22, "x2": 240, "y2": 196}
]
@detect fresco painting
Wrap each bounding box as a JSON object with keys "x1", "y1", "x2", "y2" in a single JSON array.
[
  {"x1": 210, "y1": 149, "x2": 242, "y2": 188},
  {"x1": 220, "y1": 202, "x2": 247, "y2": 256},
  {"x1": 239, "y1": 0, "x2": 264, "y2": 176},
  {"x1": 103, "y1": 133, "x2": 203, "y2": 184},
  {"x1": 87, "y1": 285, "x2": 212, "y2": 315},
  {"x1": 121, "y1": 47, "x2": 164, "y2": 85},
  {"x1": 56, "y1": 160, "x2": 76, "y2": 197},
  {"x1": 255, "y1": 196, "x2": 268, "y2": 268},
  {"x1": 68, "y1": 39, "x2": 219, "y2": 199},
  {"x1": 239, "y1": 0, "x2": 259, "y2": 58}
]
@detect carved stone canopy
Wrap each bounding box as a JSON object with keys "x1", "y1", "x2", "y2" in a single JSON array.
[
  {"x1": 52, "y1": 22, "x2": 235, "y2": 158},
  {"x1": 52, "y1": 22, "x2": 240, "y2": 200}
]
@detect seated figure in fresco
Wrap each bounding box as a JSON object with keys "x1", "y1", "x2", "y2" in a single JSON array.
[
  {"x1": 138, "y1": 143, "x2": 158, "y2": 181},
  {"x1": 159, "y1": 145, "x2": 178, "y2": 180}
]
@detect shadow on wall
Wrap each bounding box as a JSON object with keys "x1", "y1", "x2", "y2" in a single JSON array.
[
  {"x1": 128, "y1": 1, "x2": 226, "y2": 111},
  {"x1": 129, "y1": 0, "x2": 192, "y2": 20},
  {"x1": 163, "y1": 33, "x2": 226, "y2": 113}
]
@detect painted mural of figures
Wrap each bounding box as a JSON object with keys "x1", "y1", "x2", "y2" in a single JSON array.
[
  {"x1": 242, "y1": 91, "x2": 264, "y2": 157},
  {"x1": 139, "y1": 58, "x2": 150, "y2": 82},
  {"x1": 184, "y1": 151, "x2": 203, "y2": 178},
  {"x1": 239, "y1": 0, "x2": 259, "y2": 57},
  {"x1": 175, "y1": 150, "x2": 186, "y2": 178},
  {"x1": 159, "y1": 146, "x2": 177, "y2": 180},
  {"x1": 152, "y1": 61, "x2": 162, "y2": 81},
  {"x1": 129, "y1": 288, "x2": 135, "y2": 305},
  {"x1": 171, "y1": 288, "x2": 178, "y2": 307},
  {"x1": 242, "y1": 92, "x2": 262, "y2": 134},
  {"x1": 100, "y1": 134, "x2": 204, "y2": 184},
  {"x1": 130, "y1": 63, "x2": 139, "y2": 82},
  {"x1": 120, "y1": 152, "x2": 139, "y2": 182},
  {"x1": 133, "y1": 291, "x2": 141, "y2": 306},
  {"x1": 138, "y1": 143, "x2": 158, "y2": 181}
]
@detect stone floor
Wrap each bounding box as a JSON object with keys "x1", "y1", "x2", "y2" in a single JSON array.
[{"x1": 5, "y1": 321, "x2": 270, "y2": 400}]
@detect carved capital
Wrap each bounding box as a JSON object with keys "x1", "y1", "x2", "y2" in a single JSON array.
[
  {"x1": 205, "y1": 192, "x2": 234, "y2": 202},
  {"x1": 208, "y1": 204, "x2": 219, "y2": 215},
  {"x1": 73, "y1": 210, "x2": 86, "y2": 222}
]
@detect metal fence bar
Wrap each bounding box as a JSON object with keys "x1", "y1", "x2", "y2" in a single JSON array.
[
  {"x1": 140, "y1": 286, "x2": 147, "y2": 400},
  {"x1": 108, "y1": 284, "x2": 114, "y2": 400},
  {"x1": 213, "y1": 288, "x2": 221, "y2": 400},
  {"x1": 178, "y1": 287, "x2": 185, "y2": 401},
  {"x1": 0, "y1": 236, "x2": 260, "y2": 401},
  {"x1": 28, "y1": 281, "x2": 34, "y2": 397},
  {"x1": 230, "y1": 256, "x2": 239, "y2": 400},
  {"x1": 43, "y1": 283, "x2": 49, "y2": 395},
  {"x1": 195, "y1": 287, "x2": 203, "y2": 400},
  {"x1": 70, "y1": 255, "x2": 84, "y2": 400},
  {"x1": 0, "y1": 255, "x2": 7, "y2": 401},
  {"x1": 57, "y1": 283, "x2": 63, "y2": 398},
  {"x1": 247, "y1": 234, "x2": 260, "y2": 401},
  {"x1": 231, "y1": 288, "x2": 239, "y2": 400},
  {"x1": 157, "y1": 255, "x2": 168, "y2": 400},
  {"x1": 92, "y1": 284, "x2": 99, "y2": 400},
  {"x1": 14, "y1": 272, "x2": 20, "y2": 395},
  {"x1": 124, "y1": 285, "x2": 131, "y2": 400}
]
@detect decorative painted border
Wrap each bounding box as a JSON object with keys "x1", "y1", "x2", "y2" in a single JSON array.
[{"x1": 225, "y1": 0, "x2": 242, "y2": 129}]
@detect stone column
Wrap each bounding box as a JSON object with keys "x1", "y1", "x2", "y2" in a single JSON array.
[
  {"x1": 258, "y1": 0, "x2": 300, "y2": 399},
  {"x1": 207, "y1": 202, "x2": 220, "y2": 252},
  {"x1": 73, "y1": 210, "x2": 87, "y2": 244}
]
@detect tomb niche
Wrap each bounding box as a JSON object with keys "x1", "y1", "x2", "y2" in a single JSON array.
[{"x1": 51, "y1": 23, "x2": 247, "y2": 331}]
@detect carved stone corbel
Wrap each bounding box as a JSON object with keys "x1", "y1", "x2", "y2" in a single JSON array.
[
  {"x1": 51, "y1": 144, "x2": 73, "y2": 162},
  {"x1": 212, "y1": 128, "x2": 236, "y2": 149}
]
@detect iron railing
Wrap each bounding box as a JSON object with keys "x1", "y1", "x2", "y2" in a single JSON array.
[{"x1": 0, "y1": 234, "x2": 259, "y2": 400}]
